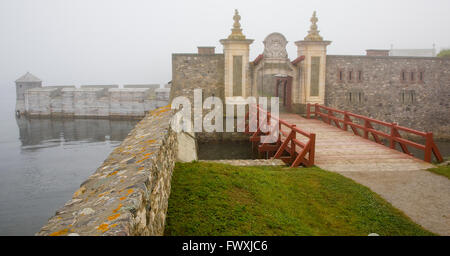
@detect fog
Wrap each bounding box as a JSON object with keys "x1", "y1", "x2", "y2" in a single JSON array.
[{"x1": 1, "y1": 0, "x2": 449, "y2": 92}]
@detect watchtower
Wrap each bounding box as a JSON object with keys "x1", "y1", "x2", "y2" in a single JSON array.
[{"x1": 15, "y1": 72, "x2": 42, "y2": 115}]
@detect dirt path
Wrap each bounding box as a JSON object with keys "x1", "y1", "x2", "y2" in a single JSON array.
[{"x1": 281, "y1": 113, "x2": 450, "y2": 235}]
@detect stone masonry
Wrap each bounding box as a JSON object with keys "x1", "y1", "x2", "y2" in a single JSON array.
[
  {"x1": 171, "y1": 53, "x2": 225, "y2": 103},
  {"x1": 37, "y1": 106, "x2": 178, "y2": 236},
  {"x1": 325, "y1": 56, "x2": 450, "y2": 139}
]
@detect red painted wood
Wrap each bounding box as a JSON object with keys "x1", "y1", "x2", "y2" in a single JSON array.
[
  {"x1": 248, "y1": 105, "x2": 316, "y2": 167},
  {"x1": 306, "y1": 103, "x2": 443, "y2": 163}
]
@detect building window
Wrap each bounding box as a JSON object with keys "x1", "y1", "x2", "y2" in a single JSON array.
[
  {"x1": 358, "y1": 70, "x2": 363, "y2": 82},
  {"x1": 338, "y1": 69, "x2": 344, "y2": 82},
  {"x1": 410, "y1": 72, "x2": 415, "y2": 82},
  {"x1": 419, "y1": 71, "x2": 424, "y2": 83},
  {"x1": 348, "y1": 71, "x2": 353, "y2": 82},
  {"x1": 401, "y1": 71, "x2": 407, "y2": 82}
]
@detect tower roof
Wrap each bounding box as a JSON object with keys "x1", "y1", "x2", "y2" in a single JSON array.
[{"x1": 15, "y1": 72, "x2": 42, "y2": 83}]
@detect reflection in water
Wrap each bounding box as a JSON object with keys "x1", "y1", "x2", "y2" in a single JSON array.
[
  {"x1": 0, "y1": 116, "x2": 139, "y2": 236},
  {"x1": 16, "y1": 117, "x2": 138, "y2": 147}
]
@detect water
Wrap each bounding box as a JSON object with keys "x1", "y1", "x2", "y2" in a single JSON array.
[
  {"x1": 198, "y1": 141, "x2": 255, "y2": 160},
  {"x1": 0, "y1": 92, "x2": 138, "y2": 235}
]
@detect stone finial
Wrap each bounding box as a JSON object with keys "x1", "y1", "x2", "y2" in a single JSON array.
[
  {"x1": 304, "y1": 11, "x2": 323, "y2": 41},
  {"x1": 228, "y1": 9, "x2": 246, "y2": 40}
]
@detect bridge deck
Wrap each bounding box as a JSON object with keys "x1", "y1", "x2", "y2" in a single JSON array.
[{"x1": 280, "y1": 113, "x2": 450, "y2": 235}]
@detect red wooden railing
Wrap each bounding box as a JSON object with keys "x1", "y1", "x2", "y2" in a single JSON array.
[
  {"x1": 244, "y1": 105, "x2": 316, "y2": 167},
  {"x1": 306, "y1": 103, "x2": 443, "y2": 163}
]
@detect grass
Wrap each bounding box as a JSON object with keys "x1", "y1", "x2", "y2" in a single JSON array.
[
  {"x1": 437, "y1": 49, "x2": 450, "y2": 58},
  {"x1": 164, "y1": 162, "x2": 434, "y2": 236},
  {"x1": 427, "y1": 165, "x2": 450, "y2": 179}
]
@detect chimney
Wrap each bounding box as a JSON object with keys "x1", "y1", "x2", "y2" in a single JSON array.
[{"x1": 197, "y1": 46, "x2": 215, "y2": 55}]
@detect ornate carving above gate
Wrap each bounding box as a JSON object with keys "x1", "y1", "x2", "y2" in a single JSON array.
[{"x1": 263, "y1": 32, "x2": 288, "y2": 59}]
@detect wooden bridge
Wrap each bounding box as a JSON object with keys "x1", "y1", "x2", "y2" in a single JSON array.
[
  {"x1": 246, "y1": 103, "x2": 443, "y2": 168},
  {"x1": 245, "y1": 104, "x2": 450, "y2": 235}
]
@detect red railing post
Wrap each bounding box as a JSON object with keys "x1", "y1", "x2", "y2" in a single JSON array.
[
  {"x1": 306, "y1": 103, "x2": 311, "y2": 119},
  {"x1": 314, "y1": 103, "x2": 318, "y2": 119},
  {"x1": 424, "y1": 132, "x2": 433, "y2": 163},
  {"x1": 277, "y1": 120, "x2": 282, "y2": 145},
  {"x1": 309, "y1": 133, "x2": 316, "y2": 166},
  {"x1": 327, "y1": 109, "x2": 332, "y2": 125},
  {"x1": 390, "y1": 123, "x2": 397, "y2": 149},
  {"x1": 290, "y1": 125, "x2": 296, "y2": 163},
  {"x1": 257, "y1": 106, "x2": 260, "y2": 131},
  {"x1": 343, "y1": 111, "x2": 348, "y2": 131},
  {"x1": 364, "y1": 120, "x2": 369, "y2": 139}
]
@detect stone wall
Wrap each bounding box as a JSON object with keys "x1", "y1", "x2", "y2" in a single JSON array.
[
  {"x1": 171, "y1": 53, "x2": 225, "y2": 103},
  {"x1": 36, "y1": 106, "x2": 179, "y2": 236},
  {"x1": 22, "y1": 87, "x2": 170, "y2": 119},
  {"x1": 325, "y1": 55, "x2": 450, "y2": 139}
]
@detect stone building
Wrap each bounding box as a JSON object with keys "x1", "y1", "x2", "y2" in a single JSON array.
[{"x1": 171, "y1": 10, "x2": 450, "y2": 137}]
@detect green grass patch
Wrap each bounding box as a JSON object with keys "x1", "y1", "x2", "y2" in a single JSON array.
[
  {"x1": 165, "y1": 162, "x2": 434, "y2": 236},
  {"x1": 427, "y1": 164, "x2": 450, "y2": 179}
]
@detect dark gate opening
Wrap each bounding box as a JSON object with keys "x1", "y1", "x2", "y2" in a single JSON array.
[
  {"x1": 275, "y1": 75, "x2": 292, "y2": 112},
  {"x1": 197, "y1": 140, "x2": 256, "y2": 160}
]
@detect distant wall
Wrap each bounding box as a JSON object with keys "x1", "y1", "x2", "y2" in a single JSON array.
[
  {"x1": 22, "y1": 87, "x2": 170, "y2": 119},
  {"x1": 37, "y1": 106, "x2": 179, "y2": 236},
  {"x1": 81, "y1": 85, "x2": 119, "y2": 89},
  {"x1": 123, "y1": 84, "x2": 160, "y2": 89},
  {"x1": 325, "y1": 55, "x2": 450, "y2": 138}
]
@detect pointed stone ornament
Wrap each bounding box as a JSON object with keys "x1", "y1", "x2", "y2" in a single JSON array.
[
  {"x1": 305, "y1": 11, "x2": 323, "y2": 41},
  {"x1": 220, "y1": 9, "x2": 253, "y2": 98},
  {"x1": 228, "y1": 9, "x2": 246, "y2": 40}
]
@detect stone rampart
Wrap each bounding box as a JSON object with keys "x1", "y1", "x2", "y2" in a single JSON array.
[
  {"x1": 22, "y1": 86, "x2": 170, "y2": 119},
  {"x1": 37, "y1": 105, "x2": 181, "y2": 236}
]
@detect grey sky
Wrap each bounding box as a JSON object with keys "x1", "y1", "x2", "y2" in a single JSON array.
[{"x1": 1, "y1": 0, "x2": 449, "y2": 89}]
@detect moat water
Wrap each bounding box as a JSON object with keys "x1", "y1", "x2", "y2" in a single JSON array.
[
  {"x1": 198, "y1": 141, "x2": 255, "y2": 160},
  {"x1": 0, "y1": 95, "x2": 138, "y2": 235}
]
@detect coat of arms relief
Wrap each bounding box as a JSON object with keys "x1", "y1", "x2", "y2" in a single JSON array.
[{"x1": 263, "y1": 33, "x2": 288, "y2": 59}]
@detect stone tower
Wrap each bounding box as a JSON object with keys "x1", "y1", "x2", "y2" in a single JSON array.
[
  {"x1": 219, "y1": 9, "x2": 254, "y2": 98},
  {"x1": 15, "y1": 72, "x2": 42, "y2": 115},
  {"x1": 295, "y1": 11, "x2": 331, "y2": 105}
]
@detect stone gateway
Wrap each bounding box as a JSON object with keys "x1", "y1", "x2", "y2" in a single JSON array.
[{"x1": 170, "y1": 10, "x2": 450, "y2": 138}]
